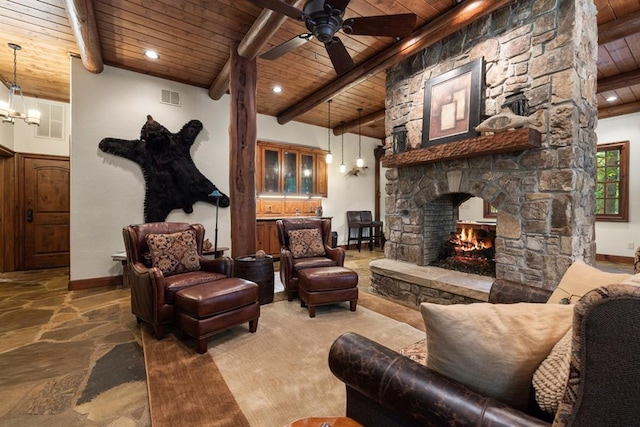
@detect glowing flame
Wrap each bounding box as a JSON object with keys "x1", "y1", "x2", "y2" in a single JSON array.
[{"x1": 456, "y1": 227, "x2": 493, "y2": 251}]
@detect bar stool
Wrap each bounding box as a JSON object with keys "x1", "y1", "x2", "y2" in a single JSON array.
[
  {"x1": 346, "y1": 211, "x2": 370, "y2": 251},
  {"x1": 360, "y1": 211, "x2": 384, "y2": 251}
]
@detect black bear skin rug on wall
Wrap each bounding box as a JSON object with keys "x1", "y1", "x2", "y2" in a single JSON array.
[{"x1": 99, "y1": 115, "x2": 230, "y2": 222}]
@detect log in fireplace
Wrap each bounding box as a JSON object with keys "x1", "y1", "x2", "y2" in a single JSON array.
[{"x1": 431, "y1": 222, "x2": 496, "y2": 277}]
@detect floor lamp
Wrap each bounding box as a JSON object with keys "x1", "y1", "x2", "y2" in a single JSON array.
[{"x1": 210, "y1": 189, "x2": 221, "y2": 256}]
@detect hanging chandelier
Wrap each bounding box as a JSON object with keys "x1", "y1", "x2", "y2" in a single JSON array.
[
  {"x1": 326, "y1": 99, "x2": 333, "y2": 164},
  {"x1": 339, "y1": 121, "x2": 346, "y2": 173},
  {"x1": 356, "y1": 108, "x2": 364, "y2": 168},
  {"x1": 0, "y1": 43, "x2": 40, "y2": 126}
]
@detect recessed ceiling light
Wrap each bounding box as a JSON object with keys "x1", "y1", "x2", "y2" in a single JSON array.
[
  {"x1": 273, "y1": 85, "x2": 282, "y2": 93},
  {"x1": 606, "y1": 95, "x2": 618, "y2": 102},
  {"x1": 144, "y1": 50, "x2": 159, "y2": 59}
]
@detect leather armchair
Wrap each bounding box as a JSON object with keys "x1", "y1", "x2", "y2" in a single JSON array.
[
  {"x1": 329, "y1": 283, "x2": 640, "y2": 426},
  {"x1": 122, "y1": 222, "x2": 232, "y2": 339},
  {"x1": 276, "y1": 218, "x2": 345, "y2": 301}
]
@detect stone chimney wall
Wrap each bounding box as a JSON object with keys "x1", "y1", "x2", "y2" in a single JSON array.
[{"x1": 383, "y1": 0, "x2": 598, "y2": 289}]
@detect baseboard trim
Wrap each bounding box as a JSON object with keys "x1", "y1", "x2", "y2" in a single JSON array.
[
  {"x1": 596, "y1": 253, "x2": 634, "y2": 264},
  {"x1": 69, "y1": 275, "x2": 123, "y2": 290}
]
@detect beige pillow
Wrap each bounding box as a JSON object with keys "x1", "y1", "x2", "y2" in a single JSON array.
[
  {"x1": 421, "y1": 302, "x2": 573, "y2": 409},
  {"x1": 532, "y1": 328, "x2": 572, "y2": 414},
  {"x1": 288, "y1": 228, "x2": 326, "y2": 259},
  {"x1": 145, "y1": 230, "x2": 201, "y2": 276},
  {"x1": 621, "y1": 274, "x2": 640, "y2": 287},
  {"x1": 547, "y1": 260, "x2": 632, "y2": 304}
]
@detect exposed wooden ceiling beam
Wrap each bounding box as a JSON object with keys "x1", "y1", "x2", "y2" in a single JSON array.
[
  {"x1": 209, "y1": 0, "x2": 303, "y2": 100},
  {"x1": 598, "y1": 101, "x2": 640, "y2": 119},
  {"x1": 598, "y1": 10, "x2": 640, "y2": 45},
  {"x1": 597, "y1": 68, "x2": 640, "y2": 93},
  {"x1": 63, "y1": 0, "x2": 103, "y2": 73},
  {"x1": 276, "y1": 0, "x2": 513, "y2": 125},
  {"x1": 333, "y1": 109, "x2": 385, "y2": 136}
]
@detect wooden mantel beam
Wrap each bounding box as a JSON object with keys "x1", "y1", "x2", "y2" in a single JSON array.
[
  {"x1": 209, "y1": 0, "x2": 303, "y2": 100},
  {"x1": 63, "y1": 0, "x2": 103, "y2": 74},
  {"x1": 333, "y1": 109, "x2": 385, "y2": 136},
  {"x1": 598, "y1": 10, "x2": 640, "y2": 45},
  {"x1": 276, "y1": 0, "x2": 513, "y2": 125}
]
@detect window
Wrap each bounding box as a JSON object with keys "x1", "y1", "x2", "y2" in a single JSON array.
[
  {"x1": 483, "y1": 201, "x2": 497, "y2": 218},
  {"x1": 596, "y1": 141, "x2": 628, "y2": 222},
  {"x1": 35, "y1": 101, "x2": 64, "y2": 140}
]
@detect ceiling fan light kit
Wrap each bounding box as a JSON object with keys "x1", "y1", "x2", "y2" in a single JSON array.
[
  {"x1": 253, "y1": 0, "x2": 417, "y2": 75},
  {"x1": 1, "y1": 43, "x2": 40, "y2": 126}
]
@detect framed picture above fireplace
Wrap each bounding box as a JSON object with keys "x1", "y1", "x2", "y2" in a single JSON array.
[{"x1": 422, "y1": 58, "x2": 484, "y2": 148}]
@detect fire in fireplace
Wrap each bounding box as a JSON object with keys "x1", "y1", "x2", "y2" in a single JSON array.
[{"x1": 431, "y1": 223, "x2": 496, "y2": 277}]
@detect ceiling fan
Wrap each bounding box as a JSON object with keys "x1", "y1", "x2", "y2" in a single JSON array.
[{"x1": 249, "y1": 0, "x2": 417, "y2": 75}]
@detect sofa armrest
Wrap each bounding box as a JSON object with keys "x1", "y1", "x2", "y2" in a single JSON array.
[
  {"x1": 200, "y1": 255, "x2": 232, "y2": 277},
  {"x1": 329, "y1": 332, "x2": 549, "y2": 427}
]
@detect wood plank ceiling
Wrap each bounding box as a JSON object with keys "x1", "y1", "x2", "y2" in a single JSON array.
[{"x1": 1, "y1": 0, "x2": 639, "y2": 141}]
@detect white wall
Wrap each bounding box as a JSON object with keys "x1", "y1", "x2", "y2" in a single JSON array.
[
  {"x1": 595, "y1": 111, "x2": 640, "y2": 258},
  {"x1": 70, "y1": 58, "x2": 379, "y2": 280}
]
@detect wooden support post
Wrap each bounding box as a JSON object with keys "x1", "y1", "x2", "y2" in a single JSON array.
[{"x1": 229, "y1": 46, "x2": 257, "y2": 258}]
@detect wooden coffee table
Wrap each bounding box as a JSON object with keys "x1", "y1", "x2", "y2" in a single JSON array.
[{"x1": 285, "y1": 417, "x2": 362, "y2": 427}]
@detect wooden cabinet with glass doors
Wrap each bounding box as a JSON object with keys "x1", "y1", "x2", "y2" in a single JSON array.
[{"x1": 257, "y1": 141, "x2": 328, "y2": 197}]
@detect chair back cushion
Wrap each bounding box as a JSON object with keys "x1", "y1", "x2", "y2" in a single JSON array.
[
  {"x1": 123, "y1": 222, "x2": 205, "y2": 266},
  {"x1": 276, "y1": 218, "x2": 330, "y2": 250},
  {"x1": 287, "y1": 228, "x2": 326, "y2": 258},
  {"x1": 145, "y1": 229, "x2": 201, "y2": 276}
]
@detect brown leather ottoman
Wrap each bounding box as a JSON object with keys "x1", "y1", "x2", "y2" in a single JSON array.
[
  {"x1": 175, "y1": 278, "x2": 260, "y2": 354},
  {"x1": 298, "y1": 266, "x2": 358, "y2": 318}
]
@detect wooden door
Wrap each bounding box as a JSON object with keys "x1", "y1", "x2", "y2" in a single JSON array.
[{"x1": 21, "y1": 155, "x2": 70, "y2": 269}]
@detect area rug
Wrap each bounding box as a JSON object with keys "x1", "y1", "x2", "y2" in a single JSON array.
[
  {"x1": 142, "y1": 290, "x2": 425, "y2": 427},
  {"x1": 207, "y1": 300, "x2": 424, "y2": 426}
]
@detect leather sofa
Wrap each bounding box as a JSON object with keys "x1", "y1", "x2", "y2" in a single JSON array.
[
  {"x1": 329, "y1": 281, "x2": 640, "y2": 426},
  {"x1": 276, "y1": 218, "x2": 345, "y2": 301},
  {"x1": 123, "y1": 222, "x2": 233, "y2": 339}
]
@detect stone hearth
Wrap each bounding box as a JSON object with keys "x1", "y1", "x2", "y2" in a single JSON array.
[
  {"x1": 374, "y1": 0, "x2": 598, "y2": 303},
  {"x1": 370, "y1": 259, "x2": 491, "y2": 307}
]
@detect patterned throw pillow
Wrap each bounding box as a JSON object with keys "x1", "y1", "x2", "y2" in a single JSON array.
[
  {"x1": 288, "y1": 228, "x2": 326, "y2": 259},
  {"x1": 533, "y1": 328, "x2": 572, "y2": 414},
  {"x1": 145, "y1": 230, "x2": 201, "y2": 276}
]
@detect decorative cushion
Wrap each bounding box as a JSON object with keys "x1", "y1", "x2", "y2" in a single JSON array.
[
  {"x1": 420, "y1": 302, "x2": 573, "y2": 409},
  {"x1": 621, "y1": 273, "x2": 640, "y2": 286},
  {"x1": 547, "y1": 260, "x2": 632, "y2": 304},
  {"x1": 145, "y1": 230, "x2": 201, "y2": 276},
  {"x1": 532, "y1": 328, "x2": 572, "y2": 414},
  {"x1": 288, "y1": 228, "x2": 326, "y2": 259}
]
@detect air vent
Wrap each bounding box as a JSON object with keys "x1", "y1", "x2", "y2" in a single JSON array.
[{"x1": 160, "y1": 89, "x2": 181, "y2": 106}]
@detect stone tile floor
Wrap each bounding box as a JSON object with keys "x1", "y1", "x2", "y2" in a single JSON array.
[{"x1": 0, "y1": 268, "x2": 149, "y2": 426}]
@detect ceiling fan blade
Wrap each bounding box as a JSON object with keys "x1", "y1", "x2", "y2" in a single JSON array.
[
  {"x1": 260, "y1": 34, "x2": 312, "y2": 60},
  {"x1": 345, "y1": 13, "x2": 417, "y2": 38},
  {"x1": 325, "y1": 38, "x2": 354, "y2": 76},
  {"x1": 246, "y1": 0, "x2": 303, "y2": 20}
]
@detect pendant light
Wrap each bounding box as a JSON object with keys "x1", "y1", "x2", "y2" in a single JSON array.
[
  {"x1": 0, "y1": 43, "x2": 40, "y2": 126},
  {"x1": 339, "y1": 121, "x2": 346, "y2": 173},
  {"x1": 356, "y1": 108, "x2": 364, "y2": 168},
  {"x1": 325, "y1": 99, "x2": 333, "y2": 164}
]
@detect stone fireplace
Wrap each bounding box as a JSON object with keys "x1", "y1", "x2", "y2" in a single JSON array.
[{"x1": 371, "y1": 0, "x2": 598, "y2": 307}]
